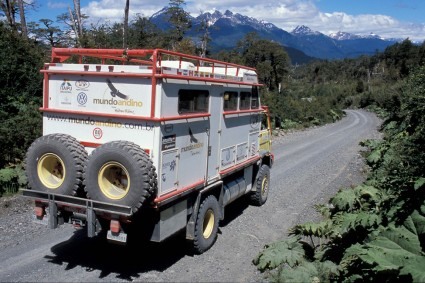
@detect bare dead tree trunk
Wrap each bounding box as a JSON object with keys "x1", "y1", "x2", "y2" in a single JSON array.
[
  {"x1": 68, "y1": 6, "x2": 80, "y2": 47},
  {"x1": 17, "y1": 0, "x2": 27, "y2": 37},
  {"x1": 67, "y1": 0, "x2": 84, "y2": 47},
  {"x1": 1, "y1": 0, "x2": 17, "y2": 30},
  {"x1": 73, "y1": 0, "x2": 83, "y2": 38},
  {"x1": 123, "y1": 0, "x2": 129, "y2": 49}
]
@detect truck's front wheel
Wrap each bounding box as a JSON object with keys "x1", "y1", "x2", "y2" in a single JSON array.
[
  {"x1": 250, "y1": 164, "x2": 270, "y2": 206},
  {"x1": 193, "y1": 195, "x2": 220, "y2": 254},
  {"x1": 84, "y1": 141, "x2": 157, "y2": 214},
  {"x1": 25, "y1": 134, "x2": 87, "y2": 196}
]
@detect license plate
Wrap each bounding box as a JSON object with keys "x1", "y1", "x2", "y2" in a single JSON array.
[{"x1": 107, "y1": 230, "x2": 127, "y2": 243}]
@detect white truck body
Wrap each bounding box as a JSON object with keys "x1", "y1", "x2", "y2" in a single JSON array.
[{"x1": 23, "y1": 48, "x2": 273, "y2": 252}]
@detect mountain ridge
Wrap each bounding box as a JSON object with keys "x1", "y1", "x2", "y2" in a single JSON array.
[{"x1": 149, "y1": 8, "x2": 400, "y2": 62}]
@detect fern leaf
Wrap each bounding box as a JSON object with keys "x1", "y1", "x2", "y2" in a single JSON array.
[
  {"x1": 337, "y1": 213, "x2": 358, "y2": 234},
  {"x1": 355, "y1": 185, "x2": 381, "y2": 203},
  {"x1": 290, "y1": 220, "x2": 333, "y2": 238},
  {"x1": 400, "y1": 257, "x2": 425, "y2": 282},
  {"x1": 331, "y1": 188, "x2": 357, "y2": 211},
  {"x1": 379, "y1": 224, "x2": 422, "y2": 255},
  {"x1": 357, "y1": 212, "x2": 381, "y2": 228},
  {"x1": 414, "y1": 177, "x2": 425, "y2": 191},
  {"x1": 366, "y1": 148, "x2": 383, "y2": 164},
  {"x1": 341, "y1": 243, "x2": 364, "y2": 268},
  {"x1": 275, "y1": 260, "x2": 339, "y2": 283},
  {"x1": 253, "y1": 236, "x2": 305, "y2": 271},
  {"x1": 410, "y1": 210, "x2": 425, "y2": 236},
  {"x1": 275, "y1": 263, "x2": 315, "y2": 283},
  {"x1": 314, "y1": 203, "x2": 332, "y2": 218},
  {"x1": 334, "y1": 212, "x2": 381, "y2": 237},
  {"x1": 344, "y1": 224, "x2": 425, "y2": 279}
]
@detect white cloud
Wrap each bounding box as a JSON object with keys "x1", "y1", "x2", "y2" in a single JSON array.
[
  {"x1": 82, "y1": 0, "x2": 169, "y2": 22},
  {"x1": 80, "y1": 0, "x2": 425, "y2": 41},
  {"x1": 47, "y1": 1, "x2": 68, "y2": 9}
]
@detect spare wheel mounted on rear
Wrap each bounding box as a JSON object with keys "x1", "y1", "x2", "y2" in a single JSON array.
[
  {"x1": 25, "y1": 133, "x2": 88, "y2": 196},
  {"x1": 83, "y1": 141, "x2": 157, "y2": 214}
]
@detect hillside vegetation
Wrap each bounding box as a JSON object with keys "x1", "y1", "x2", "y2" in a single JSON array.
[{"x1": 254, "y1": 55, "x2": 425, "y2": 282}]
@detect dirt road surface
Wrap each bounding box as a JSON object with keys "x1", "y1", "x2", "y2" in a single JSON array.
[{"x1": 0, "y1": 109, "x2": 381, "y2": 282}]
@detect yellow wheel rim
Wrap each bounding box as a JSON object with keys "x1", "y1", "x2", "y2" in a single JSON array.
[
  {"x1": 98, "y1": 161, "x2": 130, "y2": 200},
  {"x1": 37, "y1": 153, "x2": 66, "y2": 189},
  {"x1": 261, "y1": 176, "x2": 269, "y2": 197},
  {"x1": 203, "y1": 209, "x2": 215, "y2": 239}
]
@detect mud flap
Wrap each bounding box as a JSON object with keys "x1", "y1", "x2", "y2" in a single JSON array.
[{"x1": 48, "y1": 199, "x2": 58, "y2": 229}]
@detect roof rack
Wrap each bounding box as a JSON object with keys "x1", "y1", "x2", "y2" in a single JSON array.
[{"x1": 50, "y1": 48, "x2": 257, "y2": 80}]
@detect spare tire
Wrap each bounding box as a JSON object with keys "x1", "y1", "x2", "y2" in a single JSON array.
[
  {"x1": 25, "y1": 134, "x2": 88, "y2": 196},
  {"x1": 83, "y1": 141, "x2": 157, "y2": 213}
]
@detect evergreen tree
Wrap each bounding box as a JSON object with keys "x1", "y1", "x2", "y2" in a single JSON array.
[{"x1": 166, "y1": 0, "x2": 191, "y2": 49}]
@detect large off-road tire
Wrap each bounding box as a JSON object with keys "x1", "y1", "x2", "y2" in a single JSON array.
[
  {"x1": 25, "y1": 134, "x2": 88, "y2": 196},
  {"x1": 193, "y1": 195, "x2": 220, "y2": 254},
  {"x1": 83, "y1": 141, "x2": 157, "y2": 214},
  {"x1": 250, "y1": 164, "x2": 270, "y2": 206}
]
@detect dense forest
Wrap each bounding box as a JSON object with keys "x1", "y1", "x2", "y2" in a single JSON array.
[{"x1": 1, "y1": 1, "x2": 425, "y2": 281}]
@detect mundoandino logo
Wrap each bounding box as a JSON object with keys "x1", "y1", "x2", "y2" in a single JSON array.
[
  {"x1": 93, "y1": 79, "x2": 143, "y2": 108},
  {"x1": 60, "y1": 79, "x2": 72, "y2": 93}
]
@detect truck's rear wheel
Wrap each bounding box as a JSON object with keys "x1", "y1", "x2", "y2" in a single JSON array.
[
  {"x1": 250, "y1": 164, "x2": 270, "y2": 206},
  {"x1": 84, "y1": 141, "x2": 157, "y2": 214},
  {"x1": 25, "y1": 134, "x2": 88, "y2": 196},
  {"x1": 193, "y1": 195, "x2": 220, "y2": 254}
]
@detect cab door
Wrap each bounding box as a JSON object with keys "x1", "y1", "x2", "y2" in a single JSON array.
[{"x1": 259, "y1": 107, "x2": 272, "y2": 154}]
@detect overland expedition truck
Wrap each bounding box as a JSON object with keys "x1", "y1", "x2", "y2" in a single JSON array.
[{"x1": 22, "y1": 48, "x2": 273, "y2": 253}]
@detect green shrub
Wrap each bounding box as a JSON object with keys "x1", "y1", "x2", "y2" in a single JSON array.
[{"x1": 0, "y1": 164, "x2": 27, "y2": 196}]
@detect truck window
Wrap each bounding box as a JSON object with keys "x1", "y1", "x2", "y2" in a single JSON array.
[
  {"x1": 239, "y1": 92, "x2": 251, "y2": 110},
  {"x1": 223, "y1": 91, "x2": 238, "y2": 111},
  {"x1": 251, "y1": 87, "x2": 259, "y2": 109},
  {"x1": 178, "y1": 89, "x2": 209, "y2": 113}
]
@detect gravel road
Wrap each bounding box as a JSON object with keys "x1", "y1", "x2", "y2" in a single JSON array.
[{"x1": 0, "y1": 109, "x2": 381, "y2": 282}]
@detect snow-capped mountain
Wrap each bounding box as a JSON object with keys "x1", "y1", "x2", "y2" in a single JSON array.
[
  {"x1": 196, "y1": 10, "x2": 277, "y2": 32},
  {"x1": 149, "y1": 8, "x2": 399, "y2": 61},
  {"x1": 329, "y1": 31, "x2": 360, "y2": 40},
  {"x1": 329, "y1": 31, "x2": 389, "y2": 41},
  {"x1": 291, "y1": 25, "x2": 322, "y2": 36}
]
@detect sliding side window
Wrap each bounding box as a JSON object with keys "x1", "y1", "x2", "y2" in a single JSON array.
[
  {"x1": 239, "y1": 91, "x2": 251, "y2": 110},
  {"x1": 223, "y1": 91, "x2": 238, "y2": 111},
  {"x1": 251, "y1": 86, "x2": 259, "y2": 109},
  {"x1": 178, "y1": 89, "x2": 209, "y2": 114}
]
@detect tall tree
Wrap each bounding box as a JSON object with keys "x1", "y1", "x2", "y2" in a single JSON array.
[
  {"x1": 123, "y1": 0, "x2": 129, "y2": 49},
  {"x1": 29, "y1": 19, "x2": 65, "y2": 47},
  {"x1": 58, "y1": 0, "x2": 86, "y2": 47},
  {"x1": 0, "y1": 23, "x2": 43, "y2": 168},
  {"x1": 237, "y1": 33, "x2": 290, "y2": 90},
  {"x1": 73, "y1": 0, "x2": 83, "y2": 39},
  {"x1": 17, "y1": 0, "x2": 26, "y2": 36},
  {"x1": 197, "y1": 10, "x2": 211, "y2": 58},
  {"x1": 128, "y1": 14, "x2": 167, "y2": 48},
  {"x1": 166, "y1": 0, "x2": 191, "y2": 49},
  {"x1": 0, "y1": 0, "x2": 17, "y2": 31}
]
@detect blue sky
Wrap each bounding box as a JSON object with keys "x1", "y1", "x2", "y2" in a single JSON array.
[{"x1": 26, "y1": 0, "x2": 425, "y2": 41}]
